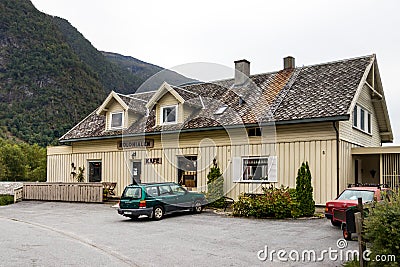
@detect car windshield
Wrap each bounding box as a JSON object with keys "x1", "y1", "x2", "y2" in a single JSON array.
[
  {"x1": 123, "y1": 187, "x2": 142, "y2": 199},
  {"x1": 337, "y1": 190, "x2": 374, "y2": 202}
]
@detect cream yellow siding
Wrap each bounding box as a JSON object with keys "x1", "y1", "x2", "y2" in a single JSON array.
[
  {"x1": 48, "y1": 121, "x2": 340, "y2": 204},
  {"x1": 339, "y1": 84, "x2": 381, "y2": 147}
]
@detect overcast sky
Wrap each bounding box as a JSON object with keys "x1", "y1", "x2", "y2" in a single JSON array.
[{"x1": 31, "y1": 0, "x2": 400, "y2": 144}]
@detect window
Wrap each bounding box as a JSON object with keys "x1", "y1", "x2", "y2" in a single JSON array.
[
  {"x1": 352, "y1": 105, "x2": 372, "y2": 134},
  {"x1": 353, "y1": 108, "x2": 358, "y2": 127},
  {"x1": 214, "y1": 105, "x2": 228, "y2": 115},
  {"x1": 232, "y1": 156, "x2": 277, "y2": 183},
  {"x1": 242, "y1": 157, "x2": 268, "y2": 181},
  {"x1": 159, "y1": 185, "x2": 173, "y2": 195},
  {"x1": 122, "y1": 187, "x2": 142, "y2": 199},
  {"x1": 247, "y1": 127, "x2": 262, "y2": 137},
  {"x1": 367, "y1": 113, "x2": 371, "y2": 134},
  {"x1": 88, "y1": 161, "x2": 102, "y2": 182},
  {"x1": 360, "y1": 109, "x2": 365, "y2": 131},
  {"x1": 110, "y1": 112, "x2": 123, "y2": 129},
  {"x1": 161, "y1": 105, "x2": 177, "y2": 124},
  {"x1": 146, "y1": 186, "x2": 159, "y2": 197}
]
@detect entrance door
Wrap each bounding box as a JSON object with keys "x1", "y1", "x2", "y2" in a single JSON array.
[
  {"x1": 88, "y1": 161, "x2": 102, "y2": 182},
  {"x1": 132, "y1": 161, "x2": 142, "y2": 185}
]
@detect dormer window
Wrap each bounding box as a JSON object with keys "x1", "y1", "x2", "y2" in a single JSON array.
[
  {"x1": 110, "y1": 112, "x2": 124, "y2": 129},
  {"x1": 161, "y1": 105, "x2": 177, "y2": 124},
  {"x1": 214, "y1": 105, "x2": 228, "y2": 115}
]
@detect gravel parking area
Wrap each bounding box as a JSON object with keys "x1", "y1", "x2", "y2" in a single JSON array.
[{"x1": 0, "y1": 201, "x2": 357, "y2": 266}]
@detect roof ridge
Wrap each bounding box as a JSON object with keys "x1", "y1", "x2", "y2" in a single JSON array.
[
  {"x1": 172, "y1": 85, "x2": 199, "y2": 95},
  {"x1": 130, "y1": 90, "x2": 157, "y2": 96},
  {"x1": 299, "y1": 54, "x2": 374, "y2": 69}
]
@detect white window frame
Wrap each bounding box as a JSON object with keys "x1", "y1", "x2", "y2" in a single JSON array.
[
  {"x1": 160, "y1": 105, "x2": 178, "y2": 124},
  {"x1": 352, "y1": 105, "x2": 372, "y2": 134},
  {"x1": 110, "y1": 111, "x2": 124, "y2": 130},
  {"x1": 241, "y1": 157, "x2": 269, "y2": 182}
]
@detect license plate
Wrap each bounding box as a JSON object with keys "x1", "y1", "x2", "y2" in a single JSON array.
[{"x1": 124, "y1": 211, "x2": 132, "y2": 215}]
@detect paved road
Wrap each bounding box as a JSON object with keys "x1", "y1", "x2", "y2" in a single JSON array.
[{"x1": 0, "y1": 202, "x2": 357, "y2": 266}]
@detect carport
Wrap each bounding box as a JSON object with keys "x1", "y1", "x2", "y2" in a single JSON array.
[{"x1": 352, "y1": 146, "x2": 400, "y2": 190}]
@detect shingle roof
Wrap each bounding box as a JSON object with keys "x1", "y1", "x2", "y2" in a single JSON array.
[{"x1": 60, "y1": 55, "x2": 375, "y2": 141}]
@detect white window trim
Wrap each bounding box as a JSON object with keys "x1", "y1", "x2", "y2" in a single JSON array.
[
  {"x1": 110, "y1": 111, "x2": 124, "y2": 130},
  {"x1": 241, "y1": 156, "x2": 269, "y2": 182},
  {"x1": 160, "y1": 105, "x2": 178, "y2": 125},
  {"x1": 352, "y1": 105, "x2": 372, "y2": 135}
]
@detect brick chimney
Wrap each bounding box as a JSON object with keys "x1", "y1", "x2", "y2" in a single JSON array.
[
  {"x1": 283, "y1": 56, "x2": 295, "y2": 69},
  {"x1": 234, "y1": 59, "x2": 250, "y2": 85}
]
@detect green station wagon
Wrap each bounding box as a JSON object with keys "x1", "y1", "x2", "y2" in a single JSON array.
[{"x1": 117, "y1": 182, "x2": 206, "y2": 220}]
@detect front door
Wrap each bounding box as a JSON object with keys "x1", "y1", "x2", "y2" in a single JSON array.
[{"x1": 132, "y1": 161, "x2": 142, "y2": 185}]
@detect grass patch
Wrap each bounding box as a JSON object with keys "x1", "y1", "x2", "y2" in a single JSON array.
[{"x1": 0, "y1": 195, "x2": 14, "y2": 206}]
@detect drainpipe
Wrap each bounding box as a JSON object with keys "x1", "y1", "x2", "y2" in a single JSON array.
[{"x1": 333, "y1": 122, "x2": 340, "y2": 197}]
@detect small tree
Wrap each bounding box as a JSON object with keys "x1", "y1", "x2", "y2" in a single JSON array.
[
  {"x1": 206, "y1": 161, "x2": 225, "y2": 208},
  {"x1": 295, "y1": 162, "x2": 315, "y2": 216},
  {"x1": 76, "y1": 166, "x2": 85, "y2": 182},
  {"x1": 364, "y1": 192, "x2": 400, "y2": 266}
]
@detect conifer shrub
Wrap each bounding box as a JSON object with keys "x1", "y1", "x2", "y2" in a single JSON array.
[
  {"x1": 295, "y1": 162, "x2": 315, "y2": 217},
  {"x1": 206, "y1": 164, "x2": 225, "y2": 208}
]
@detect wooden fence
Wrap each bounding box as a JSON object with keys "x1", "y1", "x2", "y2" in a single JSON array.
[{"x1": 23, "y1": 183, "x2": 103, "y2": 203}]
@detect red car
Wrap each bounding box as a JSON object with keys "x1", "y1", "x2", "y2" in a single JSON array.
[{"x1": 325, "y1": 185, "x2": 390, "y2": 227}]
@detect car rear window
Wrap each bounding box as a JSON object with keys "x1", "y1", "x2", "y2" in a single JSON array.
[
  {"x1": 122, "y1": 187, "x2": 142, "y2": 199},
  {"x1": 337, "y1": 190, "x2": 374, "y2": 202}
]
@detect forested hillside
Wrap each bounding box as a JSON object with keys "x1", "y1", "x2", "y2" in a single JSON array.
[{"x1": 0, "y1": 0, "x2": 190, "y2": 146}]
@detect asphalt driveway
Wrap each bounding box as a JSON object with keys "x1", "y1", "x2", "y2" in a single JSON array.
[{"x1": 0, "y1": 201, "x2": 357, "y2": 266}]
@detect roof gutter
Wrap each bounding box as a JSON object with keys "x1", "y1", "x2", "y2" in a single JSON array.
[{"x1": 60, "y1": 114, "x2": 350, "y2": 143}]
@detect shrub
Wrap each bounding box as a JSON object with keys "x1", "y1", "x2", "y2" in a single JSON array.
[
  {"x1": 76, "y1": 166, "x2": 85, "y2": 182},
  {"x1": 0, "y1": 195, "x2": 14, "y2": 206},
  {"x1": 363, "y1": 192, "x2": 400, "y2": 266},
  {"x1": 295, "y1": 162, "x2": 315, "y2": 217},
  {"x1": 206, "y1": 164, "x2": 225, "y2": 208},
  {"x1": 233, "y1": 186, "x2": 299, "y2": 219}
]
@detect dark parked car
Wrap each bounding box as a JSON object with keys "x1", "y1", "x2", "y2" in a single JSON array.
[{"x1": 118, "y1": 182, "x2": 206, "y2": 220}]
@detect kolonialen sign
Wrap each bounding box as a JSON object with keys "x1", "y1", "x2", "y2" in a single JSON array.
[{"x1": 117, "y1": 139, "x2": 154, "y2": 150}]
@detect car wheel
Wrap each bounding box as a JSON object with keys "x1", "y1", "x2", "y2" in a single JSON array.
[
  {"x1": 343, "y1": 228, "x2": 352, "y2": 241},
  {"x1": 331, "y1": 219, "x2": 341, "y2": 227},
  {"x1": 153, "y1": 206, "x2": 164, "y2": 220},
  {"x1": 192, "y1": 201, "x2": 202, "y2": 214}
]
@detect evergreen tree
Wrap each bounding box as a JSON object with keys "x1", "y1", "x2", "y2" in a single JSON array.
[
  {"x1": 206, "y1": 161, "x2": 225, "y2": 208},
  {"x1": 295, "y1": 162, "x2": 315, "y2": 216}
]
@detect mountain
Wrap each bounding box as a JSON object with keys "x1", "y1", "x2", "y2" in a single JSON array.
[
  {"x1": 0, "y1": 0, "x2": 190, "y2": 146},
  {"x1": 102, "y1": 52, "x2": 194, "y2": 92}
]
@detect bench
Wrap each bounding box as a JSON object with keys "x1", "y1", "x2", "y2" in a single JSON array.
[
  {"x1": 102, "y1": 182, "x2": 117, "y2": 196},
  {"x1": 222, "y1": 196, "x2": 235, "y2": 211}
]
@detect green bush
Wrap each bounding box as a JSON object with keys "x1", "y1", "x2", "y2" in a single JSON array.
[
  {"x1": 363, "y1": 192, "x2": 400, "y2": 266},
  {"x1": 206, "y1": 164, "x2": 225, "y2": 208},
  {"x1": 76, "y1": 166, "x2": 85, "y2": 182},
  {"x1": 0, "y1": 195, "x2": 14, "y2": 206},
  {"x1": 295, "y1": 162, "x2": 315, "y2": 217},
  {"x1": 233, "y1": 186, "x2": 300, "y2": 219}
]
